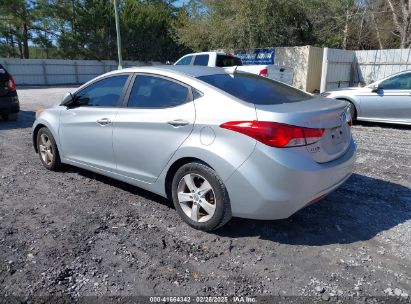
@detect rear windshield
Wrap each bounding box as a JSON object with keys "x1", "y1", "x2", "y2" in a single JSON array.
[
  {"x1": 216, "y1": 55, "x2": 242, "y2": 67},
  {"x1": 193, "y1": 55, "x2": 209, "y2": 66},
  {"x1": 197, "y1": 73, "x2": 312, "y2": 105},
  {"x1": 0, "y1": 64, "x2": 9, "y2": 81}
]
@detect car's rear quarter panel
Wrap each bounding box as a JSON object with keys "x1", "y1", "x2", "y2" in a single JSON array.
[{"x1": 155, "y1": 86, "x2": 258, "y2": 196}]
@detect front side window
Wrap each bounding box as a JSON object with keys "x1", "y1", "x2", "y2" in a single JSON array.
[
  {"x1": 198, "y1": 73, "x2": 311, "y2": 105},
  {"x1": 74, "y1": 75, "x2": 128, "y2": 107},
  {"x1": 127, "y1": 75, "x2": 189, "y2": 108},
  {"x1": 193, "y1": 55, "x2": 209, "y2": 66},
  {"x1": 175, "y1": 55, "x2": 193, "y2": 66},
  {"x1": 380, "y1": 73, "x2": 411, "y2": 90}
]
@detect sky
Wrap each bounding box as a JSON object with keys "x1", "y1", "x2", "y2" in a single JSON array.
[{"x1": 174, "y1": 0, "x2": 190, "y2": 7}]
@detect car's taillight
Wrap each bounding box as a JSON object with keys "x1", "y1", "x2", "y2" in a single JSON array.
[
  {"x1": 8, "y1": 75, "x2": 16, "y2": 91},
  {"x1": 220, "y1": 121, "x2": 324, "y2": 148},
  {"x1": 259, "y1": 68, "x2": 268, "y2": 77}
]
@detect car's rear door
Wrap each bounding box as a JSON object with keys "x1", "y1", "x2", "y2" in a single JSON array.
[
  {"x1": 113, "y1": 74, "x2": 195, "y2": 183},
  {"x1": 59, "y1": 74, "x2": 131, "y2": 171},
  {"x1": 360, "y1": 73, "x2": 411, "y2": 122}
]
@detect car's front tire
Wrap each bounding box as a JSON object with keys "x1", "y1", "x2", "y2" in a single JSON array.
[
  {"x1": 36, "y1": 127, "x2": 63, "y2": 171},
  {"x1": 171, "y1": 162, "x2": 232, "y2": 231}
]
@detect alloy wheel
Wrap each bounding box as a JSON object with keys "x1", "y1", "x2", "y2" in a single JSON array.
[
  {"x1": 177, "y1": 173, "x2": 216, "y2": 222},
  {"x1": 39, "y1": 133, "x2": 54, "y2": 166}
]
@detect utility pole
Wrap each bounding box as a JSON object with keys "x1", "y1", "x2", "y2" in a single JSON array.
[{"x1": 113, "y1": 0, "x2": 123, "y2": 69}]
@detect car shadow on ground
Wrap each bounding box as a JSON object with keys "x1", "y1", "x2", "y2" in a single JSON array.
[
  {"x1": 216, "y1": 173, "x2": 411, "y2": 245},
  {"x1": 355, "y1": 121, "x2": 411, "y2": 130},
  {"x1": 64, "y1": 166, "x2": 410, "y2": 246},
  {"x1": 0, "y1": 110, "x2": 35, "y2": 130},
  {"x1": 69, "y1": 166, "x2": 174, "y2": 209}
]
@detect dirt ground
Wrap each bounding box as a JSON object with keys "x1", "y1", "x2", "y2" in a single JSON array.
[{"x1": 0, "y1": 87, "x2": 410, "y2": 300}]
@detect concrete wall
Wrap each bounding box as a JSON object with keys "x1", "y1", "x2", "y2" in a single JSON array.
[
  {"x1": 275, "y1": 46, "x2": 310, "y2": 91},
  {"x1": 275, "y1": 46, "x2": 323, "y2": 92},
  {"x1": 0, "y1": 58, "x2": 161, "y2": 86}
]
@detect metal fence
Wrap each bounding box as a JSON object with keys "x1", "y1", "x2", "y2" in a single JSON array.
[
  {"x1": 320, "y1": 48, "x2": 411, "y2": 92},
  {"x1": 0, "y1": 58, "x2": 161, "y2": 86},
  {"x1": 320, "y1": 48, "x2": 355, "y2": 92},
  {"x1": 3, "y1": 47, "x2": 410, "y2": 91},
  {"x1": 355, "y1": 49, "x2": 411, "y2": 84}
]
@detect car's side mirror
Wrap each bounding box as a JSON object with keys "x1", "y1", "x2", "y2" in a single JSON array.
[
  {"x1": 370, "y1": 83, "x2": 380, "y2": 92},
  {"x1": 60, "y1": 92, "x2": 75, "y2": 106}
]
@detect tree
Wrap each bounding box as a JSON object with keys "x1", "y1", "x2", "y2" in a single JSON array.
[
  {"x1": 0, "y1": 0, "x2": 35, "y2": 58},
  {"x1": 386, "y1": 0, "x2": 411, "y2": 48},
  {"x1": 172, "y1": 0, "x2": 350, "y2": 51},
  {"x1": 121, "y1": 0, "x2": 189, "y2": 61}
]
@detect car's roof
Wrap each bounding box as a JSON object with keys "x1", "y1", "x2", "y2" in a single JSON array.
[
  {"x1": 110, "y1": 65, "x2": 228, "y2": 78},
  {"x1": 180, "y1": 51, "x2": 226, "y2": 57}
]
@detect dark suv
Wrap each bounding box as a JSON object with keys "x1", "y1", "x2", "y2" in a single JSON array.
[{"x1": 0, "y1": 64, "x2": 19, "y2": 121}]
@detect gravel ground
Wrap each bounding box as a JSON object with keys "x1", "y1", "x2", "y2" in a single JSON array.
[{"x1": 0, "y1": 87, "x2": 410, "y2": 300}]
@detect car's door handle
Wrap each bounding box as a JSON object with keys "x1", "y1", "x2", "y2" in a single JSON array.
[
  {"x1": 167, "y1": 119, "x2": 190, "y2": 127},
  {"x1": 96, "y1": 118, "x2": 111, "y2": 126}
]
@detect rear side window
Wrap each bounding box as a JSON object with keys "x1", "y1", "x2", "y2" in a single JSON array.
[
  {"x1": 198, "y1": 73, "x2": 311, "y2": 105},
  {"x1": 216, "y1": 55, "x2": 243, "y2": 67},
  {"x1": 175, "y1": 56, "x2": 193, "y2": 65},
  {"x1": 74, "y1": 75, "x2": 128, "y2": 107},
  {"x1": 127, "y1": 75, "x2": 189, "y2": 108},
  {"x1": 193, "y1": 55, "x2": 209, "y2": 66}
]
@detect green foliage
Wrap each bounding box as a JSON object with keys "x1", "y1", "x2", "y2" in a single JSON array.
[
  {"x1": 0, "y1": 0, "x2": 35, "y2": 58},
  {"x1": 120, "y1": 0, "x2": 189, "y2": 61},
  {"x1": 0, "y1": 0, "x2": 189, "y2": 61},
  {"x1": 0, "y1": 0, "x2": 408, "y2": 60},
  {"x1": 172, "y1": 0, "x2": 406, "y2": 51}
]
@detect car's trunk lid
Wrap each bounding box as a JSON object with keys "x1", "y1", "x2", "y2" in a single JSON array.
[{"x1": 255, "y1": 97, "x2": 351, "y2": 163}]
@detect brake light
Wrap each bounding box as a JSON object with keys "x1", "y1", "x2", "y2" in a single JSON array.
[
  {"x1": 8, "y1": 75, "x2": 16, "y2": 91},
  {"x1": 259, "y1": 68, "x2": 268, "y2": 77},
  {"x1": 220, "y1": 121, "x2": 324, "y2": 148}
]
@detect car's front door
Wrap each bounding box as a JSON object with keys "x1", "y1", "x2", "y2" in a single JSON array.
[
  {"x1": 113, "y1": 74, "x2": 195, "y2": 183},
  {"x1": 360, "y1": 73, "x2": 411, "y2": 122},
  {"x1": 59, "y1": 74, "x2": 130, "y2": 171}
]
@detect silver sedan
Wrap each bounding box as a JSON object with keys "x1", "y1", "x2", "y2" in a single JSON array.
[
  {"x1": 322, "y1": 70, "x2": 411, "y2": 125},
  {"x1": 33, "y1": 66, "x2": 356, "y2": 231}
]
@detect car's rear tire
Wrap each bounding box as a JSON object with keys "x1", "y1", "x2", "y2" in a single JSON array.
[
  {"x1": 36, "y1": 127, "x2": 63, "y2": 171},
  {"x1": 171, "y1": 162, "x2": 232, "y2": 231},
  {"x1": 2, "y1": 113, "x2": 17, "y2": 121}
]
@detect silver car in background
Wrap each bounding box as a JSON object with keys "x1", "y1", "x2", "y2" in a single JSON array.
[
  {"x1": 322, "y1": 70, "x2": 411, "y2": 125},
  {"x1": 33, "y1": 66, "x2": 356, "y2": 231}
]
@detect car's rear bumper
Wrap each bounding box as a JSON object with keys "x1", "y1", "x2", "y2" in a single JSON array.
[
  {"x1": 225, "y1": 139, "x2": 356, "y2": 220},
  {"x1": 0, "y1": 92, "x2": 19, "y2": 114}
]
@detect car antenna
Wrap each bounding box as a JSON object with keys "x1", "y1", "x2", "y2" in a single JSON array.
[{"x1": 225, "y1": 65, "x2": 238, "y2": 75}]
